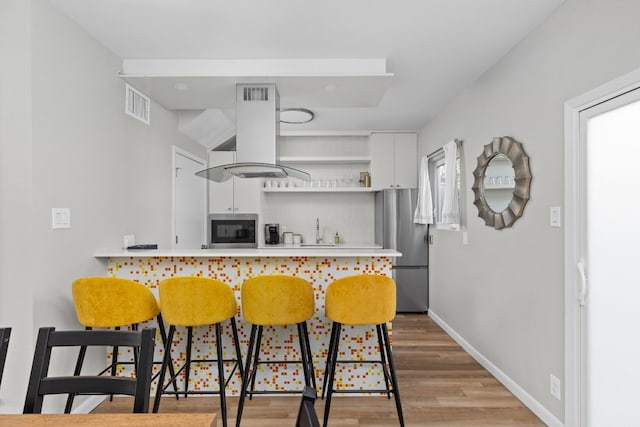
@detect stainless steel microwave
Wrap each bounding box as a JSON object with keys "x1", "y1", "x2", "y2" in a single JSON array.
[{"x1": 207, "y1": 214, "x2": 258, "y2": 248}]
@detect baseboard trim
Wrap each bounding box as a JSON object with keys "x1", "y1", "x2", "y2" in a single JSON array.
[
  {"x1": 427, "y1": 309, "x2": 564, "y2": 427},
  {"x1": 71, "y1": 395, "x2": 105, "y2": 414}
]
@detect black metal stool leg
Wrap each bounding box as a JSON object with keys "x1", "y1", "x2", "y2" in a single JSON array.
[
  {"x1": 230, "y1": 317, "x2": 244, "y2": 382},
  {"x1": 322, "y1": 322, "x2": 341, "y2": 427},
  {"x1": 376, "y1": 324, "x2": 391, "y2": 399},
  {"x1": 236, "y1": 324, "x2": 257, "y2": 427},
  {"x1": 184, "y1": 326, "x2": 193, "y2": 397},
  {"x1": 301, "y1": 321, "x2": 316, "y2": 390},
  {"x1": 215, "y1": 323, "x2": 228, "y2": 427},
  {"x1": 297, "y1": 323, "x2": 312, "y2": 387},
  {"x1": 321, "y1": 322, "x2": 339, "y2": 399},
  {"x1": 153, "y1": 325, "x2": 175, "y2": 413},
  {"x1": 248, "y1": 325, "x2": 263, "y2": 398},
  {"x1": 381, "y1": 323, "x2": 404, "y2": 427},
  {"x1": 156, "y1": 314, "x2": 179, "y2": 399}
]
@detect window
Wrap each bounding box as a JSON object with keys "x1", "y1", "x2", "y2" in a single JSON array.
[{"x1": 429, "y1": 149, "x2": 461, "y2": 230}]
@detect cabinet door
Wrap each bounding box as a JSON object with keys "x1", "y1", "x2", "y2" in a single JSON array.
[
  {"x1": 369, "y1": 133, "x2": 395, "y2": 190},
  {"x1": 233, "y1": 177, "x2": 261, "y2": 213},
  {"x1": 208, "y1": 151, "x2": 234, "y2": 213},
  {"x1": 393, "y1": 133, "x2": 418, "y2": 188}
]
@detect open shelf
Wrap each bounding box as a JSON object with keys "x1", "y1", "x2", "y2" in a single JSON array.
[
  {"x1": 278, "y1": 156, "x2": 370, "y2": 165},
  {"x1": 263, "y1": 187, "x2": 374, "y2": 193}
]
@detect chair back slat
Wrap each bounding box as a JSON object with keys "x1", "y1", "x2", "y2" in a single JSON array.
[
  {"x1": 48, "y1": 329, "x2": 145, "y2": 348},
  {"x1": 23, "y1": 327, "x2": 155, "y2": 414},
  {"x1": 39, "y1": 376, "x2": 137, "y2": 396},
  {"x1": 296, "y1": 386, "x2": 320, "y2": 427}
]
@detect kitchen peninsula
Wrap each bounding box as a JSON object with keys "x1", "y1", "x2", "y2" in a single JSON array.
[{"x1": 94, "y1": 247, "x2": 401, "y2": 394}]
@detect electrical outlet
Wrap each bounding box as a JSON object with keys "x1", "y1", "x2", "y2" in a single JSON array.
[{"x1": 550, "y1": 374, "x2": 561, "y2": 400}]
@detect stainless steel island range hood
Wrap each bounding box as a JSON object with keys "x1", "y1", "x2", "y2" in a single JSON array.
[{"x1": 196, "y1": 84, "x2": 310, "y2": 182}]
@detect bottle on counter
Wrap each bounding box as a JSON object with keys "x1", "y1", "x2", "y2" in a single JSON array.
[{"x1": 334, "y1": 232, "x2": 340, "y2": 244}]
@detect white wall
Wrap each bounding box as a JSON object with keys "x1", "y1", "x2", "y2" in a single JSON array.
[
  {"x1": 0, "y1": 0, "x2": 35, "y2": 412},
  {"x1": 263, "y1": 192, "x2": 375, "y2": 244},
  {"x1": 0, "y1": 0, "x2": 205, "y2": 413},
  {"x1": 419, "y1": 0, "x2": 640, "y2": 423}
]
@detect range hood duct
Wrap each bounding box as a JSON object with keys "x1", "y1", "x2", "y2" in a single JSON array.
[{"x1": 196, "y1": 84, "x2": 310, "y2": 182}]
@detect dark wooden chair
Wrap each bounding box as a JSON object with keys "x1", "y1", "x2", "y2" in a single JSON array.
[
  {"x1": 0, "y1": 327, "x2": 11, "y2": 389},
  {"x1": 23, "y1": 327, "x2": 155, "y2": 414},
  {"x1": 296, "y1": 386, "x2": 320, "y2": 427}
]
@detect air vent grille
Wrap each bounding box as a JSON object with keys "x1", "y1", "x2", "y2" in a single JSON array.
[
  {"x1": 243, "y1": 87, "x2": 269, "y2": 102},
  {"x1": 125, "y1": 84, "x2": 150, "y2": 125}
]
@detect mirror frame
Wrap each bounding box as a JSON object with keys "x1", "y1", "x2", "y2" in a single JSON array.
[{"x1": 471, "y1": 136, "x2": 532, "y2": 229}]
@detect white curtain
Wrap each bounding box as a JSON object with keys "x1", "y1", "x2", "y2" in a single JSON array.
[
  {"x1": 413, "y1": 155, "x2": 434, "y2": 224},
  {"x1": 441, "y1": 140, "x2": 460, "y2": 226}
]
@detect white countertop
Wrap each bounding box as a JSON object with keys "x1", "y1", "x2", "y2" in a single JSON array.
[{"x1": 94, "y1": 245, "x2": 401, "y2": 258}]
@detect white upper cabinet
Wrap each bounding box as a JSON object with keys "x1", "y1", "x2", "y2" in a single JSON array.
[
  {"x1": 208, "y1": 151, "x2": 261, "y2": 214},
  {"x1": 369, "y1": 132, "x2": 418, "y2": 190}
]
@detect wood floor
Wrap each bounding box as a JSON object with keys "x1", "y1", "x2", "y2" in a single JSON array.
[{"x1": 93, "y1": 313, "x2": 544, "y2": 426}]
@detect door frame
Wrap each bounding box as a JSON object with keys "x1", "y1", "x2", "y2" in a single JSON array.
[
  {"x1": 564, "y1": 66, "x2": 640, "y2": 427},
  {"x1": 172, "y1": 146, "x2": 206, "y2": 249}
]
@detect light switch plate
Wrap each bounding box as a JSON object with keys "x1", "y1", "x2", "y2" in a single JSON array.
[
  {"x1": 550, "y1": 206, "x2": 561, "y2": 228},
  {"x1": 52, "y1": 208, "x2": 71, "y2": 229}
]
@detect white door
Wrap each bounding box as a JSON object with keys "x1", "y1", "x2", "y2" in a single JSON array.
[
  {"x1": 174, "y1": 149, "x2": 206, "y2": 249},
  {"x1": 574, "y1": 88, "x2": 640, "y2": 426}
]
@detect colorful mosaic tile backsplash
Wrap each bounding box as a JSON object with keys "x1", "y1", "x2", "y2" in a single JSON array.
[{"x1": 107, "y1": 256, "x2": 393, "y2": 395}]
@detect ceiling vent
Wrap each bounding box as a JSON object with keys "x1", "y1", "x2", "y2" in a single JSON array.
[
  {"x1": 125, "y1": 83, "x2": 150, "y2": 125},
  {"x1": 243, "y1": 86, "x2": 269, "y2": 102}
]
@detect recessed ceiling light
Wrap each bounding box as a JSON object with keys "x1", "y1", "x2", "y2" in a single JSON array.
[
  {"x1": 280, "y1": 108, "x2": 314, "y2": 124},
  {"x1": 173, "y1": 82, "x2": 189, "y2": 91}
]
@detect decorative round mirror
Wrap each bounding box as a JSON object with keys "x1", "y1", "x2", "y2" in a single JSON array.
[{"x1": 472, "y1": 136, "x2": 531, "y2": 229}]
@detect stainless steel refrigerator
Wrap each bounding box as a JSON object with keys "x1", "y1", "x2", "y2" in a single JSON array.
[{"x1": 375, "y1": 188, "x2": 429, "y2": 312}]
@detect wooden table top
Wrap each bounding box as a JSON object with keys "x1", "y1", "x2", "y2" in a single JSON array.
[{"x1": 0, "y1": 412, "x2": 217, "y2": 426}]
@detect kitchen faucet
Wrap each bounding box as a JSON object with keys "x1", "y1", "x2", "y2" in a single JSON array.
[{"x1": 316, "y1": 217, "x2": 322, "y2": 244}]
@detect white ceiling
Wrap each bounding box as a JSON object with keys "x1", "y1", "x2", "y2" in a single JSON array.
[{"x1": 50, "y1": 0, "x2": 564, "y2": 133}]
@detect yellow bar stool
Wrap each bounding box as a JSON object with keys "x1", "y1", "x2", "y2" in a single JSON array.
[
  {"x1": 68, "y1": 277, "x2": 176, "y2": 413},
  {"x1": 235, "y1": 275, "x2": 316, "y2": 427},
  {"x1": 152, "y1": 276, "x2": 243, "y2": 427},
  {"x1": 321, "y1": 274, "x2": 404, "y2": 427}
]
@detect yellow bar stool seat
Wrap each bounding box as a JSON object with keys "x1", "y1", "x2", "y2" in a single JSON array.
[
  {"x1": 68, "y1": 277, "x2": 175, "y2": 413},
  {"x1": 235, "y1": 275, "x2": 316, "y2": 427},
  {"x1": 321, "y1": 274, "x2": 404, "y2": 427},
  {"x1": 152, "y1": 276, "x2": 243, "y2": 427}
]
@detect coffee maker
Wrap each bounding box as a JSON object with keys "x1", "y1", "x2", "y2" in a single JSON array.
[{"x1": 264, "y1": 224, "x2": 280, "y2": 245}]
